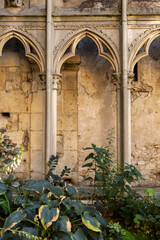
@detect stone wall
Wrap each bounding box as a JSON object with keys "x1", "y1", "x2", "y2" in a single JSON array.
[
  {"x1": 131, "y1": 42, "x2": 160, "y2": 186},
  {"x1": 0, "y1": 38, "x2": 44, "y2": 179},
  {"x1": 57, "y1": 37, "x2": 117, "y2": 184}
]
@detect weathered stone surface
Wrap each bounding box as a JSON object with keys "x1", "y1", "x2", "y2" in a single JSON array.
[
  {"x1": 31, "y1": 113, "x2": 43, "y2": 131},
  {"x1": 0, "y1": 68, "x2": 6, "y2": 90},
  {"x1": 31, "y1": 131, "x2": 43, "y2": 150},
  {"x1": 31, "y1": 92, "x2": 44, "y2": 113},
  {"x1": 30, "y1": 151, "x2": 43, "y2": 172},
  {"x1": 19, "y1": 113, "x2": 30, "y2": 130}
]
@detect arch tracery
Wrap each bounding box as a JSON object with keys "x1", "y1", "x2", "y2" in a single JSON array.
[
  {"x1": 0, "y1": 30, "x2": 44, "y2": 72},
  {"x1": 129, "y1": 28, "x2": 160, "y2": 73},
  {"x1": 53, "y1": 29, "x2": 120, "y2": 74}
]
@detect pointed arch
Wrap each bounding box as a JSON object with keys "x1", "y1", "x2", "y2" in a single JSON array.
[
  {"x1": 53, "y1": 28, "x2": 120, "y2": 74},
  {"x1": 0, "y1": 30, "x2": 45, "y2": 72},
  {"x1": 129, "y1": 28, "x2": 160, "y2": 73}
]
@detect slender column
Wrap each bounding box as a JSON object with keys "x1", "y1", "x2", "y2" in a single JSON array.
[
  {"x1": 46, "y1": 0, "x2": 53, "y2": 170},
  {"x1": 128, "y1": 73, "x2": 135, "y2": 165},
  {"x1": 121, "y1": 0, "x2": 129, "y2": 167},
  {"x1": 112, "y1": 73, "x2": 121, "y2": 168},
  {"x1": 52, "y1": 74, "x2": 62, "y2": 156}
]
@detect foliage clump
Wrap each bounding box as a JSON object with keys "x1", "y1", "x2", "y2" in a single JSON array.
[{"x1": 82, "y1": 136, "x2": 160, "y2": 240}]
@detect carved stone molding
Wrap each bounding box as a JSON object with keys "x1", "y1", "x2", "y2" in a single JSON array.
[
  {"x1": 112, "y1": 72, "x2": 121, "y2": 90},
  {"x1": 52, "y1": 74, "x2": 62, "y2": 95},
  {"x1": 6, "y1": 0, "x2": 24, "y2": 7},
  {"x1": 54, "y1": 24, "x2": 119, "y2": 30},
  {"x1": 128, "y1": 72, "x2": 135, "y2": 90},
  {"x1": 53, "y1": 27, "x2": 119, "y2": 58},
  {"x1": 39, "y1": 73, "x2": 46, "y2": 90}
]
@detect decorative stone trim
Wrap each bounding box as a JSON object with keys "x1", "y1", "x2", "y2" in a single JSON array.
[
  {"x1": 112, "y1": 72, "x2": 121, "y2": 90},
  {"x1": 52, "y1": 74, "x2": 62, "y2": 95},
  {"x1": 39, "y1": 73, "x2": 46, "y2": 90},
  {"x1": 6, "y1": 0, "x2": 24, "y2": 7}
]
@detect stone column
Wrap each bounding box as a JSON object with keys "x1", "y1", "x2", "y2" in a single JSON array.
[
  {"x1": 52, "y1": 73, "x2": 62, "y2": 156},
  {"x1": 39, "y1": 73, "x2": 46, "y2": 177},
  {"x1": 128, "y1": 72, "x2": 135, "y2": 165},
  {"x1": 112, "y1": 73, "x2": 121, "y2": 167}
]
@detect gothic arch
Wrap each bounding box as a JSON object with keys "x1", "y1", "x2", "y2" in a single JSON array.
[
  {"x1": 129, "y1": 28, "x2": 160, "y2": 73},
  {"x1": 53, "y1": 28, "x2": 120, "y2": 74},
  {"x1": 0, "y1": 30, "x2": 45, "y2": 72}
]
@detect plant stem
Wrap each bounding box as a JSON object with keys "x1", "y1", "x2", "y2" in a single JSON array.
[
  {"x1": 24, "y1": 218, "x2": 42, "y2": 229},
  {"x1": 4, "y1": 193, "x2": 11, "y2": 214}
]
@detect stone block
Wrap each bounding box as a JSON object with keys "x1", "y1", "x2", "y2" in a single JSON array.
[
  {"x1": 31, "y1": 92, "x2": 44, "y2": 113},
  {"x1": 57, "y1": 116, "x2": 63, "y2": 131},
  {"x1": 63, "y1": 113, "x2": 78, "y2": 131},
  {"x1": 64, "y1": 131, "x2": 77, "y2": 151},
  {"x1": 31, "y1": 131, "x2": 43, "y2": 150},
  {"x1": 30, "y1": 0, "x2": 45, "y2": 7},
  {"x1": 63, "y1": 75, "x2": 77, "y2": 90},
  {"x1": 31, "y1": 172, "x2": 43, "y2": 180},
  {"x1": 19, "y1": 113, "x2": 30, "y2": 130},
  {"x1": 30, "y1": 151, "x2": 43, "y2": 172},
  {"x1": 5, "y1": 81, "x2": 12, "y2": 92},
  {"x1": 64, "y1": 90, "x2": 77, "y2": 113},
  {"x1": 22, "y1": 81, "x2": 31, "y2": 93},
  {"x1": 55, "y1": 151, "x2": 77, "y2": 174},
  {"x1": 7, "y1": 67, "x2": 21, "y2": 89},
  {"x1": 0, "y1": 0, "x2": 4, "y2": 8},
  {"x1": 31, "y1": 113, "x2": 43, "y2": 131},
  {"x1": 32, "y1": 80, "x2": 38, "y2": 93},
  {"x1": 0, "y1": 68, "x2": 6, "y2": 90}
]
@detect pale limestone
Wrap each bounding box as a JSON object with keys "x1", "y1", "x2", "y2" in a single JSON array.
[
  {"x1": 30, "y1": 151, "x2": 43, "y2": 172},
  {"x1": 64, "y1": 131, "x2": 78, "y2": 151},
  {"x1": 31, "y1": 113, "x2": 43, "y2": 131},
  {"x1": 19, "y1": 113, "x2": 30, "y2": 131},
  {"x1": 31, "y1": 131, "x2": 43, "y2": 151},
  {"x1": 0, "y1": 68, "x2": 6, "y2": 90},
  {"x1": 31, "y1": 92, "x2": 44, "y2": 113}
]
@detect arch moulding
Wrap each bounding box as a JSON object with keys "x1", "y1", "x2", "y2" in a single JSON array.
[
  {"x1": 53, "y1": 28, "x2": 120, "y2": 74},
  {"x1": 0, "y1": 29, "x2": 45, "y2": 72},
  {"x1": 129, "y1": 28, "x2": 160, "y2": 73}
]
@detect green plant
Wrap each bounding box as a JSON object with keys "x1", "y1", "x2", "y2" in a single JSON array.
[
  {"x1": 0, "y1": 154, "x2": 127, "y2": 240},
  {"x1": 0, "y1": 128, "x2": 23, "y2": 173},
  {"x1": 82, "y1": 140, "x2": 160, "y2": 239}
]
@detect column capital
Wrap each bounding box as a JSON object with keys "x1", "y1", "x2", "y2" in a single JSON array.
[
  {"x1": 112, "y1": 72, "x2": 121, "y2": 89},
  {"x1": 128, "y1": 72, "x2": 135, "y2": 90},
  {"x1": 52, "y1": 73, "x2": 62, "y2": 94},
  {"x1": 39, "y1": 73, "x2": 46, "y2": 90}
]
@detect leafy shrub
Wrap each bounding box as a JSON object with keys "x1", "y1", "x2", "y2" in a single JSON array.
[
  {"x1": 82, "y1": 141, "x2": 160, "y2": 239},
  {"x1": 0, "y1": 153, "x2": 126, "y2": 240}
]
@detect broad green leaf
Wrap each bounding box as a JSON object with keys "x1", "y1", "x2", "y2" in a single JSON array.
[
  {"x1": 50, "y1": 186, "x2": 63, "y2": 198},
  {"x1": 66, "y1": 184, "x2": 77, "y2": 196},
  {"x1": 39, "y1": 205, "x2": 59, "y2": 230},
  {"x1": 56, "y1": 232, "x2": 74, "y2": 240},
  {"x1": 0, "y1": 183, "x2": 7, "y2": 195},
  {"x1": 73, "y1": 229, "x2": 87, "y2": 240},
  {"x1": 54, "y1": 216, "x2": 72, "y2": 232},
  {"x1": 3, "y1": 210, "x2": 26, "y2": 234},
  {"x1": 82, "y1": 211, "x2": 101, "y2": 232}
]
